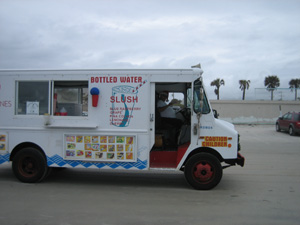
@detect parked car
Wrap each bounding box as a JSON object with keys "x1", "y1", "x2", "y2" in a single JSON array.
[{"x1": 276, "y1": 112, "x2": 300, "y2": 136}]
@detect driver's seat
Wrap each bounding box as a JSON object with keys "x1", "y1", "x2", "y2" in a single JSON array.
[{"x1": 154, "y1": 93, "x2": 174, "y2": 148}]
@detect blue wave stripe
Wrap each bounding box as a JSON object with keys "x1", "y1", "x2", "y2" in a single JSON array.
[
  {"x1": 47, "y1": 154, "x2": 147, "y2": 170},
  {"x1": 0, "y1": 153, "x2": 10, "y2": 164}
]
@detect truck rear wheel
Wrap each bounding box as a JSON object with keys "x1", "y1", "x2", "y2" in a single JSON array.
[
  {"x1": 12, "y1": 147, "x2": 48, "y2": 183},
  {"x1": 184, "y1": 153, "x2": 222, "y2": 190}
]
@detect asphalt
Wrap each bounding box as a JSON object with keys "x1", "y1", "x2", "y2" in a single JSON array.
[{"x1": 0, "y1": 125, "x2": 299, "y2": 225}]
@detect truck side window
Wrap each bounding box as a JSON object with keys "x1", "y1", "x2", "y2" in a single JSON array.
[
  {"x1": 193, "y1": 80, "x2": 210, "y2": 114},
  {"x1": 16, "y1": 81, "x2": 50, "y2": 115},
  {"x1": 53, "y1": 81, "x2": 88, "y2": 116}
]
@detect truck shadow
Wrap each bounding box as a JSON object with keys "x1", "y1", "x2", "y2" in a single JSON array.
[
  {"x1": 0, "y1": 165, "x2": 239, "y2": 190},
  {"x1": 46, "y1": 168, "x2": 188, "y2": 189}
]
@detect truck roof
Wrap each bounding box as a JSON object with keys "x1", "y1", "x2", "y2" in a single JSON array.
[
  {"x1": 0, "y1": 68, "x2": 202, "y2": 73},
  {"x1": 0, "y1": 68, "x2": 203, "y2": 81}
]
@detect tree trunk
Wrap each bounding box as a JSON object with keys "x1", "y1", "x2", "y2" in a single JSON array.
[{"x1": 271, "y1": 90, "x2": 274, "y2": 100}]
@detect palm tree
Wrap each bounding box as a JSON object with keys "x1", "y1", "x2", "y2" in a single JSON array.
[
  {"x1": 210, "y1": 78, "x2": 225, "y2": 100},
  {"x1": 264, "y1": 75, "x2": 280, "y2": 100},
  {"x1": 239, "y1": 80, "x2": 251, "y2": 100},
  {"x1": 289, "y1": 79, "x2": 300, "y2": 101}
]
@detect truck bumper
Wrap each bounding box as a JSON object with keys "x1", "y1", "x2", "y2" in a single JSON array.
[
  {"x1": 224, "y1": 153, "x2": 245, "y2": 167},
  {"x1": 237, "y1": 153, "x2": 245, "y2": 167}
]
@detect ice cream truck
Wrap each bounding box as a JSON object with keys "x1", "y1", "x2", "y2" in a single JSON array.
[{"x1": 0, "y1": 65, "x2": 244, "y2": 190}]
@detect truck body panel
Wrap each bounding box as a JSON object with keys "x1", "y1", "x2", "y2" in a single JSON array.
[{"x1": 0, "y1": 67, "x2": 244, "y2": 189}]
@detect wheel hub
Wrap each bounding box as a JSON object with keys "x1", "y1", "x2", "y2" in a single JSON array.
[
  {"x1": 21, "y1": 158, "x2": 36, "y2": 175},
  {"x1": 194, "y1": 162, "x2": 214, "y2": 182}
]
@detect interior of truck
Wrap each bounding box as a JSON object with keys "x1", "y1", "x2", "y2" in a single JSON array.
[
  {"x1": 53, "y1": 81, "x2": 88, "y2": 116},
  {"x1": 150, "y1": 82, "x2": 192, "y2": 168}
]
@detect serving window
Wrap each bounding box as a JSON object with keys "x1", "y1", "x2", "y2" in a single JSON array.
[
  {"x1": 53, "y1": 81, "x2": 88, "y2": 116},
  {"x1": 16, "y1": 81, "x2": 50, "y2": 115},
  {"x1": 15, "y1": 80, "x2": 88, "y2": 116}
]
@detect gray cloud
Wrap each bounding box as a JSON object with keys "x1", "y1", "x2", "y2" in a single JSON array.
[{"x1": 1, "y1": 0, "x2": 300, "y2": 100}]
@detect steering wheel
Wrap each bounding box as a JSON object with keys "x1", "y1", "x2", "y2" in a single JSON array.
[{"x1": 176, "y1": 107, "x2": 191, "y2": 121}]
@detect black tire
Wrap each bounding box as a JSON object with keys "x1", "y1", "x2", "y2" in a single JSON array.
[
  {"x1": 276, "y1": 123, "x2": 281, "y2": 132},
  {"x1": 184, "y1": 153, "x2": 223, "y2": 190},
  {"x1": 12, "y1": 147, "x2": 48, "y2": 183},
  {"x1": 289, "y1": 126, "x2": 295, "y2": 136}
]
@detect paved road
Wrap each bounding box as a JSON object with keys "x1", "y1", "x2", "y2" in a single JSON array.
[{"x1": 0, "y1": 125, "x2": 299, "y2": 225}]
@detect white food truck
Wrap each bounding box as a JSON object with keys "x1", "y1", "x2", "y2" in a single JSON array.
[{"x1": 0, "y1": 65, "x2": 244, "y2": 190}]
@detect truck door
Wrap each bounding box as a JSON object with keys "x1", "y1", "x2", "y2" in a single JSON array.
[
  {"x1": 149, "y1": 82, "x2": 156, "y2": 148},
  {"x1": 190, "y1": 79, "x2": 213, "y2": 146}
]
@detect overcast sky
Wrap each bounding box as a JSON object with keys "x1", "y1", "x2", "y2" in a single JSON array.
[{"x1": 1, "y1": 0, "x2": 299, "y2": 100}]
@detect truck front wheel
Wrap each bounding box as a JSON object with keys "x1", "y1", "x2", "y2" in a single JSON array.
[
  {"x1": 184, "y1": 153, "x2": 223, "y2": 190},
  {"x1": 12, "y1": 147, "x2": 48, "y2": 183}
]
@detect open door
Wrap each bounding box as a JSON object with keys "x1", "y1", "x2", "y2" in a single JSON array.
[
  {"x1": 150, "y1": 81, "x2": 192, "y2": 168},
  {"x1": 149, "y1": 82, "x2": 156, "y2": 152}
]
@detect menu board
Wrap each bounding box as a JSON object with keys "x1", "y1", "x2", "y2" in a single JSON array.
[
  {"x1": 0, "y1": 134, "x2": 7, "y2": 152},
  {"x1": 64, "y1": 134, "x2": 136, "y2": 162}
]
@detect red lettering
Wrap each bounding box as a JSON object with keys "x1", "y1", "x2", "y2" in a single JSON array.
[
  {"x1": 120, "y1": 76, "x2": 143, "y2": 83},
  {"x1": 92, "y1": 76, "x2": 144, "y2": 83},
  {"x1": 110, "y1": 96, "x2": 115, "y2": 103},
  {"x1": 0, "y1": 100, "x2": 12, "y2": 107},
  {"x1": 91, "y1": 76, "x2": 117, "y2": 83},
  {"x1": 110, "y1": 96, "x2": 138, "y2": 103},
  {"x1": 132, "y1": 96, "x2": 138, "y2": 103}
]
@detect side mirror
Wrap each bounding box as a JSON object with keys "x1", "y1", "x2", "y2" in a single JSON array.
[{"x1": 213, "y1": 109, "x2": 219, "y2": 119}]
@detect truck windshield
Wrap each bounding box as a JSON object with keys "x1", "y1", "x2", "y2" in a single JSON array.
[{"x1": 193, "y1": 79, "x2": 210, "y2": 114}]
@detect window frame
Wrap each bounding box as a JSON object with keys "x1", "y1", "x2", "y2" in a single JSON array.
[
  {"x1": 52, "y1": 80, "x2": 88, "y2": 117},
  {"x1": 15, "y1": 80, "x2": 51, "y2": 116},
  {"x1": 193, "y1": 79, "x2": 210, "y2": 114}
]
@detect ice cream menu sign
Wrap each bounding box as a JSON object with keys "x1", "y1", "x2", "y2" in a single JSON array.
[
  {"x1": 0, "y1": 134, "x2": 8, "y2": 152},
  {"x1": 64, "y1": 134, "x2": 136, "y2": 162}
]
